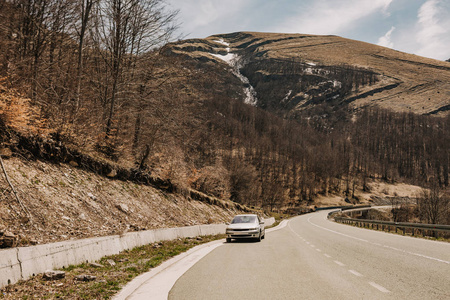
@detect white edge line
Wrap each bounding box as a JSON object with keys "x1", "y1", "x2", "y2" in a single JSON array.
[
  {"x1": 308, "y1": 216, "x2": 368, "y2": 243},
  {"x1": 117, "y1": 219, "x2": 291, "y2": 299},
  {"x1": 113, "y1": 240, "x2": 224, "y2": 300},
  {"x1": 308, "y1": 215, "x2": 450, "y2": 265},
  {"x1": 267, "y1": 219, "x2": 289, "y2": 233},
  {"x1": 369, "y1": 281, "x2": 390, "y2": 293}
]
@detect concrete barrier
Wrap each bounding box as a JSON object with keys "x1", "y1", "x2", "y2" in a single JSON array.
[
  {"x1": 0, "y1": 248, "x2": 21, "y2": 286},
  {"x1": 265, "y1": 217, "x2": 275, "y2": 227},
  {"x1": 0, "y1": 218, "x2": 273, "y2": 288}
]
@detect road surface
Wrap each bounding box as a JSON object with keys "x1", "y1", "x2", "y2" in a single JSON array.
[{"x1": 168, "y1": 210, "x2": 449, "y2": 300}]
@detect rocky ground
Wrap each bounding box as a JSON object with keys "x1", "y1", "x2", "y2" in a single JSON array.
[
  {"x1": 0, "y1": 157, "x2": 240, "y2": 246},
  {"x1": 313, "y1": 180, "x2": 422, "y2": 207},
  {"x1": 0, "y1": 153, "x2": 425, "y2": 247}
]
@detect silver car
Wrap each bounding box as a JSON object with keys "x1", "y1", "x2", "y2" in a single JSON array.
[{"x1": 226, "y1": 214, "x2": 265, "y2": 242}]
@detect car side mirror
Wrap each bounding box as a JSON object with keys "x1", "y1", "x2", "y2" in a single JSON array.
[{"x1": 260, "y1": 221, "x2": 265, "y2": 224}]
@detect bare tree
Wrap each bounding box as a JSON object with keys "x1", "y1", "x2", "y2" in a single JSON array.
[
  {"x1": 417, "y1": 182, "x2": 449, "y2": 224},
  {"x1": 262, "y1": 180, "x2": 285, "y2": 212},
  {"x1": 92, "y1": 0, "x2": 178, "y2": 138},
  {"x1": 74, "y1": 0, "x2": 97, "y2": 111}
]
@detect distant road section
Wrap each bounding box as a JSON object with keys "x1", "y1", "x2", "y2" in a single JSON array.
[{"x1": 169, "y1": 210, "x2": 450, "y2": 300}]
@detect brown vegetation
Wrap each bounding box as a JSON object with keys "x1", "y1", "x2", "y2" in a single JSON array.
[
  {"x1": 0, "y1": 236, "x2": 223, "y2": 299},
  {"x1": 170, "y1": 31, "x2": 450, "y2": 115},
  {"x1": 0, "y1": 3, "x2": 448, "y2": 232}
]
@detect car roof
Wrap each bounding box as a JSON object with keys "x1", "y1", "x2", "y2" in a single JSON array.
[{"x1": 233, "y1": 214, "x2": 258, "y2": 217}]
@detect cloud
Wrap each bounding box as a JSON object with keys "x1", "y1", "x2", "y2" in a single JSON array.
[
  {"x1": 275, "y1": 0, "x2": 393, "y2": 35},
  {"x1": 381, "y1": 0, "x2": 393, "y2": 17},
  {"x1": 166, "y1": 0, "x2": 255, "y2": 38},
  {"x1": 377, "y1": 26, "x2": 395, "y2": 48},
  {"x1": 167, "y1": 0, "x2": 449, "y2": 60},
  {"x1": 416, "y1": 0, "x2": 450, "y2": 60}
]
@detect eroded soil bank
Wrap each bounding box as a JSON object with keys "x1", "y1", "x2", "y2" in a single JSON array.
[{"x1": 0, "y1": 157, "x2": 240, "y2": 246}]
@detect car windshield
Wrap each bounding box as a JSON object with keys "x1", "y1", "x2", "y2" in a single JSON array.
[{"x1": 231, "y1": 216, "x2": 257, "y2": 224}]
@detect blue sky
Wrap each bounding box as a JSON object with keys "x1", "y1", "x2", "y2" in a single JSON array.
[{"x1": 166, "y1": 0, "x2": 450, "y2": 61}]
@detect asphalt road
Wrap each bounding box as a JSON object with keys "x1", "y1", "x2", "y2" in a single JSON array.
[{"x1": 169, "y1": 210, "x2": 450, "y2": 300}]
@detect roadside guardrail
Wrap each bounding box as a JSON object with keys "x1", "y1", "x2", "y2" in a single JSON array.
[
  {"x1": 334, "y1": 216, "x2": 450, "y2": 237},
  {"x1": 326, "y1": 204, "x2": 372, "y2": 219}
]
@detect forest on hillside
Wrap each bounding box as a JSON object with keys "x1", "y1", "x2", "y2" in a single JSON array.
[
  {"x1": 240, "y1": 57, "x2": 380, "y2": 113},
  {"x1": 0, "y1": 0, "x2": 448, "y2": 225}
]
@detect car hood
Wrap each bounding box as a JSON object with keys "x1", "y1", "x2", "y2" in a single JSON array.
[{"x1": 227, "y1": 223, "x2": 259, "y2": 230}]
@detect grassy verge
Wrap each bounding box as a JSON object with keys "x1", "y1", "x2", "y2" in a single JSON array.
[
  {"x1": 0, "y1": 235, "x2": 225, "y2": 299},
  {"x1": 265, "y1": 220, "x2": 281, "y2": 229},
  {"x1": 265, "y1": 212, "x2": 290, "y2": 229}
]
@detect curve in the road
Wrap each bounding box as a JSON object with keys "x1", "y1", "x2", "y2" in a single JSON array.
[
  {"x1": 306, "y1": 215, "x2": 449, "y2": 265},
  {"x1": 116, "y1": 211, "x2": 450, "y2": 300}
]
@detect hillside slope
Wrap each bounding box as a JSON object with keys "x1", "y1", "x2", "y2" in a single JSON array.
[
  {"x1": 0, "y1": 156, "x2": 240, "y2": 246},
  {"x1": 166, "y1": 31, "x2": 450, "y2": 116},
  {"x1": 1, "y1": 29, "x2": 448, "y2": 248}
]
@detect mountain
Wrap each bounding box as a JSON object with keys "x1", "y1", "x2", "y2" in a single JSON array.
[
  {"x1": 1, "y1": 24, "x2": 449, "y2": 249},
  {"x1": 164, "y1": 31, "x2": 450, "y2": 116}
]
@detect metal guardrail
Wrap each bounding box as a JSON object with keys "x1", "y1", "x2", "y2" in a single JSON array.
[
  {"x1": 318, "y1": 204, "x2": 371, "y2": 212},
  {"x1": 326, "y1": 205, "x2": 372, "y2": 219},
  {"x1": 334, "y1": 216, "x2": 450, "y2": 237}
]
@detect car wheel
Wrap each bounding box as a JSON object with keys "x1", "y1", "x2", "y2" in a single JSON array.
[
  {"x1": 257, "y1": 232, "x2": 262, "y2": 242},
  {"x1": 261, "y1": 232, "x2": 265, "y2": 239},
  {"x1": 226, "y1": 238, "x2": 232, "y2": 243}
]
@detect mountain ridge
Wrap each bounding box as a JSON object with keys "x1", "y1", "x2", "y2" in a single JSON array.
[{"x1": 165, "y1": 31, "x2": 450, "y2": 116}]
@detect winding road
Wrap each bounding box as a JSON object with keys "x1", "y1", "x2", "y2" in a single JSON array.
[{"x1": 118, "y1": 210, "x2": 450, "y2": 299}]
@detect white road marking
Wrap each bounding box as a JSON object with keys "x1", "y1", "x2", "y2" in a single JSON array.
[
  {"x1": 316, "y1": 249, "x2": 322, "y2": 252},
  {"x1": 113, "y1": 240, "x2": 224, "y2": 300},
  {"x1": 324, "y1": 254, "x2": 331, "y2": 258},
  {"x1": 382, "y1": 244, "x2": 450, "y2": 264},
  {"x1": 369, "y1": 281, "x2": 390, "y2": 293},
  {"x1": 384, "y1": 245, "x2": 401, "y2": 251},
  {"x1": 307, "y1": 216, "x2": 368, "y2": 242},
  {"x1": 348, "y1": 270, "x2": 363, "y2": 277},
  {"x1": 307, "y1": 216, "x2": 450, "y2": 265},
  {"x1": 266, "y1": 219, "x2": 289, "y2": 233},
  {"x1": 118, "y1": 219, "x2": 289, "y2": 299},
  {"x1": 310, "y1": 244, "x2": 315, "y2": 248},
  {"x1": 334, "y1": 260, "x2": 345, "y2": 267}
]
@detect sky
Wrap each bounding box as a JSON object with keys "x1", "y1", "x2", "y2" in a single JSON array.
[{"x1": 165, "y1": 0, "x2": 450, "y2": 61}]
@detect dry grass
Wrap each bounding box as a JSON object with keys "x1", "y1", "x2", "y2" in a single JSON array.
[
  {"x1": 0, "y1": 235, "x2": 224, "y2": 299},
  {"x1": 173, "y1": 31, "x2": 450, "y2": 115},
  {"x1": 358, "y1": 180, "x2": 424, "y2": 202},
  {"x1": 0, "y1": 157, "x2": 238, "y2": 245}
]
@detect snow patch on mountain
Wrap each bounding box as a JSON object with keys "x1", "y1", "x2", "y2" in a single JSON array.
[
  {"x1": 304, "y1": 67, "x2": 314, "y2": 74},
  {"x1": 333, "y1": 80, "x2": 342, "y2": 88},
  {"x1": 211, "y1": 52, "x2": 236, "y2": 64},
  {"x1": 282, "y1": 90, "x2": 292, "y2": 103},
  {"x1": 210, "y1": 40, "x2": 258, "y2": 106},
  {"x1": 214, "y1": 39, "x2": 229, "y2": 47}
]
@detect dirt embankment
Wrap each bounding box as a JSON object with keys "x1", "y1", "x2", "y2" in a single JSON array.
[{"x1": 0, "y1": 155, "x2": 242, "y2": 246}]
